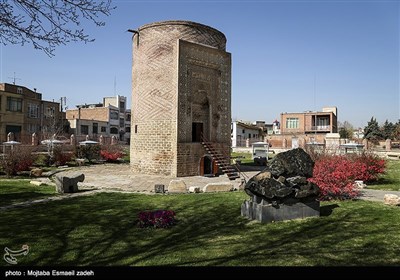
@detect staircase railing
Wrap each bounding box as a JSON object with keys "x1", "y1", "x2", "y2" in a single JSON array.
[{"x1": 200, "y1": 134, "x2": 248, "y2": 181}]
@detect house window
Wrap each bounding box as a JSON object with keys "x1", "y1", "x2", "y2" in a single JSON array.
[
  {"x1": 110, "y1": 127, "x2": 119, "y2": 134},
  {"x1": 286, "y1": 118, "x2": 299, "y2": 129},
  {"x1": 81, "y1": 125, "x2": 89, "y2": 135},
  {"x1": 192, "y1": 122, "x2": 203, "y2": 142},
  {"x1": 119, "y1": 101, "x2": 125, "y2": 112},
  {"x1": 6, "y1": 97, "x2": 22, "y2": 112},
  {"x1": 45, "y1": 107, "x2": 55, "y2": 118},
  {"x1": 93, "y1": 123, "x2": 98, "y2": 134},
  {"x1": 28, "y1": 103, "x2": 39, "y2": 118},
  {"x1": 242, "y1": 129, "x2": 245, "y2": 134},
  {"x1": 316, "y1": 117, "x2": 330, "y2": 129},
  {"x1": 126, "y1": 114, "x2": 131, "y2": 121},
  {"x1": 248, "y1": 133, "x2": 251, "y2": 139},
  {"x1": 119, "y1": 118, "x2": 124, "y2": 127},
  {"x1": 101, "y1": 126, "x2": 107, "y2": 133},
  {"x1": 27, "y1": 124, "x2": 39, "y2": 133},
  {"x1": 135, "y1": 125, "x2": 138, "y2": 134},
  {"x1": 17, "y1": 87, "x2": 23, "y2": 94},
  {"x1": 110, "y1": 111, "x2": 119, "y2": 120},
  {"x1": 125, "y1": 126, "x2": 131, "y2": 133}
]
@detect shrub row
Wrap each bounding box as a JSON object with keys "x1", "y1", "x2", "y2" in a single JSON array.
[
  {"x1": 0, "y1": 144, "x2": 127, "y2": 177},
  {"x1": 309, "y1": 153, "x2": 386, "y2": 201}
]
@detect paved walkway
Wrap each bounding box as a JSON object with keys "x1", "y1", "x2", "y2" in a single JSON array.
[{"x1": 1, "y1": 163, "x2": 399, "y2": 210}]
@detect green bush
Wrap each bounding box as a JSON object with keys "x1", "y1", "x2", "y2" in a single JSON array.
[{"x1": 75, "y1": 144, "x2": 101, "y2": 163}]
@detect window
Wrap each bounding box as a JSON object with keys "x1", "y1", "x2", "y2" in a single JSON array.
[
  {"x1": 286, "y1": 118, "x2": 299, "y2": 129},
  {"x1": 242, "y1": 129, "x2": 245, "y2": 134},
  {"x1": 17, "y1": 87, "x2": 23, "y2": 94},
  {"x1": 45, "y1": 107, "x2": 55, "y2": 118},
  {"x1": 119, "y1": 101, "x2": 125, "y2": 112},
  {"x1": 93, "y1": 123, "x2": 98, "y2": 134},
  {"x1": 192, "y1": 122, "x2": 203, "y2": 142},
  {"x1": 317, "y1": 117, "x2": 329, "y2": 127},
  {"x1": 135, "y1": 125, "x2": 138, "y2": 134},
  {"x1": 110, "y1": 110, "x2": 119, "y2": 120},
  {"x1": 81, "y1": 125, "x2": 89, "y2": 135},
  {"x1": 27, "y1": 124, "x2": 39, "y2": 133},
  {"x1": 101, "y1": 126, "x2": 107, "y2": 133},
  {"x1": 126, "y1": 114, "x2": 131, "y2": 121},
  {"x1": 110, "y1": 127, "x2": 119, "y2": 134},
  {"x1": 28, "y1": 103, "x2": 39, "y2": 118},
  {"x1": 6, "y1": 97, "x2": 22, "y2": 112},
  {"x1": 248, "y1": 133, "x2": 251, "y2": 139},
  {"x1": 125, "y1": 126, "x2": 131, "y2": 133},
  {"x1": 119, "y1": 117, "x2": 124, "y2": 127}
]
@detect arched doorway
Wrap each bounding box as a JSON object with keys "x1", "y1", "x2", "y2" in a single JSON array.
[{"x1": 200, "y1": 155, "x2": 218, "y2": 177}]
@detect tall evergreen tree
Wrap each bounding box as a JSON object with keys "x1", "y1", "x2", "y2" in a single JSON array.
[
  {"x1": 363, "y1": 117, "x2": 383, "y2": 143},
  {"x1": 381, "y1": 120, "x2": 395, "y2": 140}
]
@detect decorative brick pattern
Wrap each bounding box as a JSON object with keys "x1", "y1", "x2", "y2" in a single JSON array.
[{"x1": 131, "y1": 20, "x2": 231, "y2": 177}]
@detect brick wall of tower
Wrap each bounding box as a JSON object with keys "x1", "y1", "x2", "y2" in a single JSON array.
[{"x1": 131, "y1": 20, "x2": 229, "y2": 177}]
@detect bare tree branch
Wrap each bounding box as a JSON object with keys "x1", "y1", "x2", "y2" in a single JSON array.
[{"x1": 0, "y1": 0, "x2": 115, "y2": 57}]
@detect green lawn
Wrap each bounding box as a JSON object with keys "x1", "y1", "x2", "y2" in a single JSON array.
[
  {"x1": 0, "y1": 180, "x2": 58, "y2": 207},
  {"x1": 1, "y1": 191, "x2": 400, "y2": 266},
  {"x1": 367, "y1": 160, "x2": 400, "y2": 191}
]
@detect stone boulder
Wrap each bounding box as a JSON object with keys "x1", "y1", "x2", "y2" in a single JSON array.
[
  {"x1": 384, "y1": 194, "x2": 400, "y2": 206},
  {"x1": 55, "y1": 173, "x2": 85, "y2": 193},
  {"x1": 244, "y1": 148, "x2": 319, "y2": 204},
  {"x1": 266, "y1": 148, "x2": 314, "y2": 178},
  {"x1": 168, "y1": 180, "x2": 187, "y2": 193},
  {"x1": 242, "y1": 148, "x2": 320, "y2": 223},
  {"x1": 30, "y1": 168, "x2": 43, "y2": 177}
]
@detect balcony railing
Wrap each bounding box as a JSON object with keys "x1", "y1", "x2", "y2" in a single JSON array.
[{"x1": 306, "y1": 125, "x2": 331, "y2": 132}]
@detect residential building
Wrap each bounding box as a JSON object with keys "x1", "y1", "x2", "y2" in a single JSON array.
[
  {"x1": 65, "y1": 95, "x2": 130, "y2": 143},
  {"x1": 266, "y1": 107, "x2": 338, "y2": 148},
  {"x1": 280, "y1": 107, "x2": 338, "y2": 134},
  {"x1": 0, "y1": 83, "x2": 62, "y2": 143},
  {"x1": 231, "y1": 121, "x2": 263, "y2": 147}
]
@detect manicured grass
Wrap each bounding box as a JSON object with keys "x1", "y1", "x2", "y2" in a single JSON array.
[
  {"x1": 0, "y1": 180, "x2": 58, "y2": 207},
  {"x1": 1, "y1": 191, "x2": 400, "y2": 266},
  {"x1": 367, "y1": 160, "x2": 400, "y2": 191},
  {"x1": 231, "y1": 152, "x2": 254, "y2": 164}
]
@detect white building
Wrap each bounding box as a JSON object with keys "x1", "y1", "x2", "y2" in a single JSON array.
[{"x1": 231, "y1": 121, "x2": 263, "y2": 147}]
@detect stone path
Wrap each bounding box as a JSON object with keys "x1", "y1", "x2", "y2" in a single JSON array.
[{"x1": 1, "y1": 163, "x2": 399, "y2": 210}]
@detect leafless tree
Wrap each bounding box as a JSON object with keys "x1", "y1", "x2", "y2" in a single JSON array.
[{"x1": 0, "y1": 0, "x2": 115, "y2": 56}]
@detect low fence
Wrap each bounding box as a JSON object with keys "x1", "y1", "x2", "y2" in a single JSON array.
[{"x1": 0, "y1": 133, "x2": 120, "y2": 146}]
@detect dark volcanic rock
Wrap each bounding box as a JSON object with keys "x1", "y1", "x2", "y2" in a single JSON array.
[
  {"x1": 244, "y1": 148, "x2": 319, "y2": 203},
  {"x1": 245, "y1": 178, "x2": 293, "y2": 199},
  {"x1": 266, "y1": 148, "x2": 314, "y2": 178}
]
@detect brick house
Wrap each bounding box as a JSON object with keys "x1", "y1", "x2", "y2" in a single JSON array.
[{"x1": 0, "y1": 83, "x2": 63, "y2": 143}]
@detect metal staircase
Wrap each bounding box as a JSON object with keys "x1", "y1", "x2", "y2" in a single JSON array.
[{"x1": 201, "y1": 136, "x2": 241, "y2": 181}]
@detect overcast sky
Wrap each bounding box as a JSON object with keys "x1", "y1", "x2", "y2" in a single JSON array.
[{"x1": 1, "y1": 0, "x2": 399, "y2": 128}]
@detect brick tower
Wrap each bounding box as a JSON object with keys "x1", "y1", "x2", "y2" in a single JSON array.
[{"x1": 130, "y1": 20, "x2": 232, "y2": 177}]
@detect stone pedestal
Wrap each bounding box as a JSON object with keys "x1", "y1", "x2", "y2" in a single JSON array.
[
  {"x1": 241, "y1": 198, "x2": 320, "y2": 223},
  {"x1": 55, "y1": 173, "x2": 85, "y2": 193}
]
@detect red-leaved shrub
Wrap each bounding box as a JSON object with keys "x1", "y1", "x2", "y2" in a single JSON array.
[
  {"x1": 0, "y1": 146, "x2": 36, "y2": 176},
  {"x1": 309, "y1": 153, "x2": 386, "y2": 201},
  {"x1": 100, "y1": 150, "x2": 123, "y2": 162},
  {"x1": 100, "y1": 145, "x2": 124, "y2": 162}
]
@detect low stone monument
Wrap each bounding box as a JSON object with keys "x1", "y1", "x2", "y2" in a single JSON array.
[
  {"x1": 241, "y1": 148, "x2": 320, "y2": 223},
  {"x1": 384, "y1": 194, "x2": 400, "y2": 206},
  {"x1": 55, "y1": 173, "x2": 85, "y2": 193}
]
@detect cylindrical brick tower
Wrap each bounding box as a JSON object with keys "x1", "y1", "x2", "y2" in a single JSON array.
[{"x1": 131, "y1": 20, "x2": 231, "y2": 177}]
